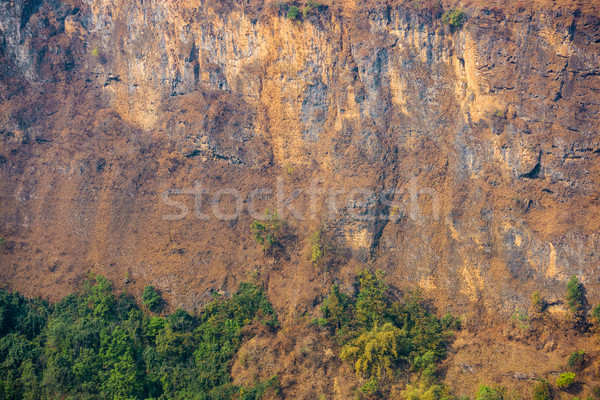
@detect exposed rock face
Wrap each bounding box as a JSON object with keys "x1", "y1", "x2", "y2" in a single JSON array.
[{"x1": 0, "y1": 0, "x2": 599, "y2": 320}]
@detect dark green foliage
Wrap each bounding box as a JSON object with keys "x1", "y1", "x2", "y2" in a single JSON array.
[
  {"x1": 286, "y1": 5, "x2": 300, "y2": 20},
  {"x1": 238, "y1": 375, "x2": 279, "y2": 399},
  {"x1": 318, "y1": 270, "x2": 458, "y2": 384},
  {"x1": 591, "y1": 304, "x2": 600, "y2": 326},
  {"x1": 441, "y1": 8, "x2": 465, "y2": 30},
  {"x1": 320, "y1": 283, "x2": 352, "y2": 336},
  {"x1": 532, "y1": 379, "x2": 552, "y2": 400},
  {"x1": 567, "y1": 350, "x2": 586, "y2": 371},
  {"x1": 142, "y1": 285, "x2": 162, "y2": 312},
  {"x1": 251, "y1": 209, "x2": 284, "y2": 255},
  {"x1": 566, "y1": 275, "x2": 588, "y2": 327},
  {"x1": 0, "y1": 275, "x2": 278, "y2": 400}
]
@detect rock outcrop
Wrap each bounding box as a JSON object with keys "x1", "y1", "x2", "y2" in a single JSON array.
[{"x1": 1, "y1": 0, "x2": 599, "y2": 321}]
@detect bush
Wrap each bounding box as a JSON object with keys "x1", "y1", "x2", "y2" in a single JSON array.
[
  {"x1": 512, "y1": 309, "x2": 530, "y2": 331},
  {"x1": 567, "y1": 350, "x2": 586, "y2": 371},
  {"x1": 531, "y1": 291, "x2": 546, "y2": 316},
  {"x1": 251, "y1": 208, "x2": 284, "y2": 255},
  {"x1": 442, "y1": 8, "x2": 465, "y2": 30},
  {"x1": 556, "y1": 372, "x2": 575, "y2": 389},
  {"x1": 287, "y1": 6, "x2": 300, "y2": 19},
  {"x1": 476, "y1": 385, "x2": 505, "y2": 400},
  {"x1": 532, "y1": 379, "x2": 552, "y2": 400},
  {"x1": 402, "y1": 381, "x2": 450, "y2": 400},
  {"x1": 592, "y1": 304, "x2": 600, "y2": 326},
  {"x1": 142, "y1": 285, "x2": 162, "y2": 312}
]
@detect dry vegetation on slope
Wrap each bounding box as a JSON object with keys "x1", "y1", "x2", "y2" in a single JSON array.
[{"x1": 1, "y1": 0, "x2": 600, "y2": 397}]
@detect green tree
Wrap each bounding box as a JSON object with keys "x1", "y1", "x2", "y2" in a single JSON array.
[
  {"x1": 321, "y1": 284, "x2": 352, "y2": 333},
  {"x1": 566, "y1": 275, "x2": 588, "y2": 327},
  {"x1": 84, "y1": 274, "x2": 115, "y2": 318},
  {"x1": 532, "y1": 379, "x2": 552, "y2": 400},
  {"x1": 355, "y1": 269, "x2": 387, "y2": 329},
  {"x1": 340, "y1": 322, "x2": 407, "y2": 380},
  {"x1": 142, "y1": 285, "x2": 162, "y2": 312}
]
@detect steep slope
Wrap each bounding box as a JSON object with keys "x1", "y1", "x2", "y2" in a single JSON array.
[{"x1": 1, "y1": 0, "x2": 599, "y2": 329}]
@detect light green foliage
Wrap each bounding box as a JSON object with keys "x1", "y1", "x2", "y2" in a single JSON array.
[
  {"x1": 141, "y1": 285, "x2": 162, "y2": 312},
  {"x1": 556, "y1": 372, "x2": 576, "y2": 389},
  {"x1": 512, "y1": 309, "x2": 530, "y2": 331},
  {"x1": 251, "y1": 208, "x2": 284, "y2": 255},
  {"x1": 441, "y1": 8, "x2": 465, "y2": 30},
  {"x1": 402, "y1": 381, "x2": 452, "y2": 400},
  {"x1": 531, "y1": 291, "x2": 546, "y2": 316},
  {"x1": 476, "y1": 385, "x2": 505, "y2": 400},
  {"x1": 341, "y1": 322, "x2": 405, "y2": 379},
  {"x1": 567, "y1": 350, "x2": 586, "y2": 371},
  {"x1": 287, "y1": 5, "x2": 300, "y2": 19},
  {"x1": 0, "y1": 237, "x2": 5, "y2": 246},
  {"x1": 309, "y1": 228, "x2": 326, "y2": 271},
  {"x1": 355, "y1": 269, "x2": 387, "y2": 329},
  {"x1": 0, "y1": 276, "x2": 278, "y2": 399},
  {"x1": 532, "y1": 379, "x2": 552, "y2": 400},
  {"x1": 91, "y1": 47, "x2": 99, "y2": 56}
]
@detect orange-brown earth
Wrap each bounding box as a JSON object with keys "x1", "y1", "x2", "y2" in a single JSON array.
[{"x1": 1, "y1": 0, "x2": 600, "y2": 397}]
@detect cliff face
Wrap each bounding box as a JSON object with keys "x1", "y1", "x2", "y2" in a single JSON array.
[{"x1": 1, "y1": 0, "x2": 600, "y2": 320}]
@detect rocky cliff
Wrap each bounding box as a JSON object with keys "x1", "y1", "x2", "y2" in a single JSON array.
[{"x1": 1, "y1": 0, "x2": 600, "y2": 326}]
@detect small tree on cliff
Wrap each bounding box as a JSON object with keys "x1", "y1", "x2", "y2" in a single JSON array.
[
  {"x1": 251, "y1": 208, "x2": 284, "y2": 255},
  {"x1": 566, "y1": 275, "x2": 589, "y2": 329}
]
